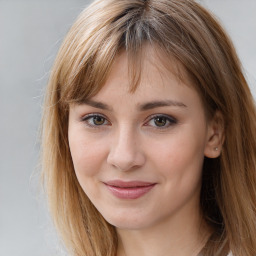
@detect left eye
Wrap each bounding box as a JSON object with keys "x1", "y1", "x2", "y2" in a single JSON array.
[
  {"x1": 82, "y1": 114, "x2": 109, "y2": 127},
  {"x1": 146, "y1": 115, "x2": 177, "y2": 128}
]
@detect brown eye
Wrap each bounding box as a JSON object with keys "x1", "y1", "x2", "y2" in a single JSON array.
[
  {"x1": 93, "y1": 116, "x2": 105, "y2": 125},
  {"x1": 154, "y1": 116, "x2": 167, "y2": 127},
  {"x1": 82, "y1": 114, "x2": 109, "y2": 127},
  {"x1": 145, "y1": 114, "x2": 177, "y2": 129}
]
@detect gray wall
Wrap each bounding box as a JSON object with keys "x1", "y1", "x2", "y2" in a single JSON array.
[{"x1": 0, "y1": 1, "x2": 255, "y2": 255}]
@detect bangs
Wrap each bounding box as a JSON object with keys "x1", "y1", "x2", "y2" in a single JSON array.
[
  {"x1": 58, "y1": 2, "x2": 151, "y2": 105},
  {"x1": 56, "y1": 0, "x2": 219, "y2": 118},
  {"x1": 56, "y1": 0, "x2": 193, "y2": 107}
]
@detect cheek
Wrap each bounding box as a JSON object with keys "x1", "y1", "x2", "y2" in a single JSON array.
[
  {"x1": 148, "y1": 128, "x2": 206, "y2": 178},
  {"x1": 68, "y1": 132, "x2": 108, "y2": 177}
]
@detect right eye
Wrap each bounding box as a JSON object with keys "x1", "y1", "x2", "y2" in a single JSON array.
[{"x1": 81, "y1": 114, "x2": 110, "y2": 127}]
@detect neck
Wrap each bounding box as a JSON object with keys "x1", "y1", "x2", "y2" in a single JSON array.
[{"x1": 116, "y1": 207, "x2": 211, "y2": 256}]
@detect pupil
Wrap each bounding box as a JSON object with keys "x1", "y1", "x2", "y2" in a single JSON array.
[
  {"x1": 155, "y1": 117, "x2": 166, "y2": 126},
  {"x1": 93, "y1": 116, "x2": 104, "y2": 125}
]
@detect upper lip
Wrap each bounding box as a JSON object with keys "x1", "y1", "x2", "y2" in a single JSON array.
[{"x1": 104, "y1": 180, "x2": 156, "y2": 188}]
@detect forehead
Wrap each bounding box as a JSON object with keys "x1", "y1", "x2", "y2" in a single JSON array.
[
  {"x1": 99, "y1": 45, "x2": 193, "y2": 96},
  {"x1": 88, "y1": 47, "x2": 204, "y2": 114}
]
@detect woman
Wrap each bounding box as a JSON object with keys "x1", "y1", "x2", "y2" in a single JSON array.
[{"x1": 41, "y1": 0, "x2": 256, "y2": 255}]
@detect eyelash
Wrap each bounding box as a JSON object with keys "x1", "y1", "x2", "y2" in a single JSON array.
[
  {"x1": 81, "y1": 113, "x2": 110, "y2": 128},
  {"x1": 81, "y1": 113, "x2": 177, "y2": 129},
  {"x1": 145, "y1": 114, "x2": 177, "y2": 129}
]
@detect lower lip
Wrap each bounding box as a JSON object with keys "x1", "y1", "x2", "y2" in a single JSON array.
[{"x1": 105, "y1": 184, "x2": 155, "y2": 199}]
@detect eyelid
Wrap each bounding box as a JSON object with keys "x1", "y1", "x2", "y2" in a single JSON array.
[
  {"x1": 81, "y1": 113, "x2": 106, "y2": 120},
  {"x1": 81, "y1": 113, "x2": 111, "y2": 127},
  {"x1": 80, "y1": 113, "x2": 177, "y2": 129},
  {"x1": 144, "y1": 114, "x2": 177, "y2": 128}
]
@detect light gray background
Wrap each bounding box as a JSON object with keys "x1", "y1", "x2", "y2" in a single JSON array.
[{"x1": 0, "y1": 1, "x2": 255, "y2": 255}]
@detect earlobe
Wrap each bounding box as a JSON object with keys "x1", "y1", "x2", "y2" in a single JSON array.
[{"x1": 204, "y1": 111, "x2": 225, "y2": 158}]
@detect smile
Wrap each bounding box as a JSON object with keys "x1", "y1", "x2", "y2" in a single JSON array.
[{"x1": 104, "y1": 180, "x2": 156, "y2": 199}]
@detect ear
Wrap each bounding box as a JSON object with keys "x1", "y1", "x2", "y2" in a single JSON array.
[{"x1": 204, "y1": 111, "x2": 225, "y2": 158}]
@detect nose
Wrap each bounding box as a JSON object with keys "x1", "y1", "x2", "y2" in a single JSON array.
[{"x1": 107, "y1": 126, "x2": 145, "y2": 171}]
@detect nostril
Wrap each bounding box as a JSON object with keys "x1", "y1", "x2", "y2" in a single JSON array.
[
  {"x1": 107, "y1": 129, "x2": 145, "y2": 171},
  {"x1": 107, "y1": 146, "x2": 145, "y2": 171}
]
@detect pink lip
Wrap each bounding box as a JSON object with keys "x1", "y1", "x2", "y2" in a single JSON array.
[{"x1": 104, "y1": 180, "x2": 156, "y2": 199}]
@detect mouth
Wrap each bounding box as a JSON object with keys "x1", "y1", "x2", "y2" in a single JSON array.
[{"x1": 103, "y1": 180, "x2": 156, "y2": 199}]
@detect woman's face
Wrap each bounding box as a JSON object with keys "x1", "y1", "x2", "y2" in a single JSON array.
[{"x1": 68, "y1": 49, "x2": 217, "y2": 230}]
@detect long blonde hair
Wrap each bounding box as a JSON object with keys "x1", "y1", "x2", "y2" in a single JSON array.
[{"x1": 41, "y1": 0, "x2": 256, "y2": 255}]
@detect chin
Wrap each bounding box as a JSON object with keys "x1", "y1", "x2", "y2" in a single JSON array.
[
  {"x1": 108, "y1": 219, "x2": 150, "y2": 230},
  {"x1": 100, "y1": 210, "x2": 156, "y2": 230}
]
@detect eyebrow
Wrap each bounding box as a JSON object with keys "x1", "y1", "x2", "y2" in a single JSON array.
[
  {"x1": 80, "y1": 99, "x2": 112, "y2": 111},
  {"x1": 80, "y1": 99, "x2": 187, "y2": 111},
  {"x1": 138, "y1": 100, "x2": 187, "y2": 111}
]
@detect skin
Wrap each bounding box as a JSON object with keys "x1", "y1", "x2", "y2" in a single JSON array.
[{"x1": 68, "y1": 47, "x2": 223, "y2": 256}]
